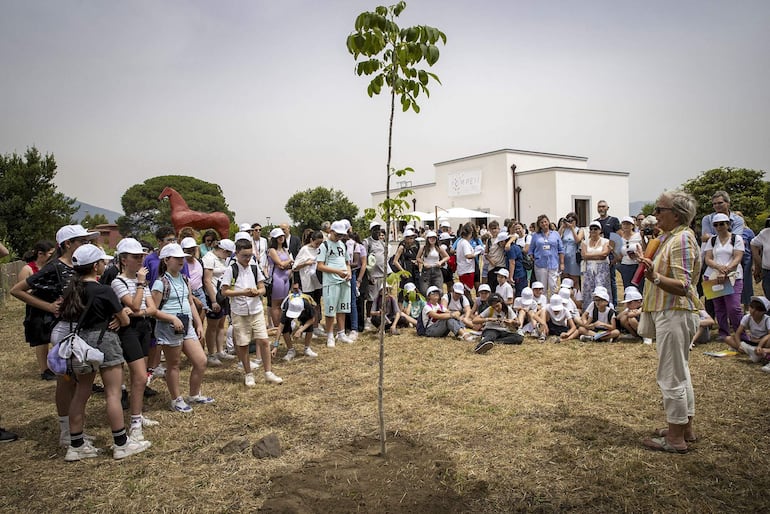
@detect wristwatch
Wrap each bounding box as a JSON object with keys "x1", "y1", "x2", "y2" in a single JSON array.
[{"x1": 653, "y1": 273, "x2": 661, "y2": 285}]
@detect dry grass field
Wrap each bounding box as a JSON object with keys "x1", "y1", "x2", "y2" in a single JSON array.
[{"x1": 1, "y1": 297, "x2": 768, "y2": 513}]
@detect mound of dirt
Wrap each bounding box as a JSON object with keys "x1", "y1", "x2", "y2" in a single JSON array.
[{"x1": 261, "y1": 432, "x2": 482, "y2": 512}]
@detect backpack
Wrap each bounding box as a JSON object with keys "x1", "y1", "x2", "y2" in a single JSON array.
[
  {"x1": 416, "y1": 310, "x2": 427, "y2": 336},
  {"x1": 222, "y1": 262, "x2": 262, "y2": 308}
]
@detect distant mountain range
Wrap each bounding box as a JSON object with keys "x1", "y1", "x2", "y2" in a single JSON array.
[
  {"x1": 629, "y1": 200, "x2": 650, "y2": 215},
  {"x1": 71, "y1": 199, "x2": 122, "y2": 224}
]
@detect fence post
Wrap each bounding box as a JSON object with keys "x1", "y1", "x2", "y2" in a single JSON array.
[{"x1": 0, "y1": 260, "x2": 24, "y2": 305}]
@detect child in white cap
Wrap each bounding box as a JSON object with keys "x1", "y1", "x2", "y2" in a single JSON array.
[
  {"x1": 578, "y1": 288, "x2": 619, "y2": 342},
  {"x1": 617, "y1": 286, "x2": 644, "y2": 340},
  {"x1": 543, "y1": 293, "x2": 578, "y2": 343}
]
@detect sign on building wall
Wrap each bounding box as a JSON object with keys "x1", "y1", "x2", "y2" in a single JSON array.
[{"x1": 448, "y1": 170, "x2": 482, "y2": 197}]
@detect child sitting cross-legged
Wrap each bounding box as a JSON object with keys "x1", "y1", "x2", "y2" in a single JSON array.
[
  {"x1": 371, "y1": 283, "x2": 410, "y2": 335},
  {"x1": 726, "y1": 295, "x2": 770, "y2": 371},
  {"x1": 617, "y1": 286, "x2": 645, "y2": 341},
  {"x1": 471, "y1": 293, "x2": 522, "y2": 354},
  {"x1": 398, "y1": 282, "x2": 423, "y2": 329},
  {"x1": 578, "y1": 287, "x2": 620, "y2": 342},
  {"x1": 544, "y1": 293, "x2": 578, "y2": 343}
]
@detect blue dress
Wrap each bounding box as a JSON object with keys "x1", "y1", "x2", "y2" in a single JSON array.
[{"x1": 561, "y1": 228, "x2": 581, "y2": 276}]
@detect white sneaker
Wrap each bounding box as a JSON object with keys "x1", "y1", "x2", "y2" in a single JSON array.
[
  {"x1": 327, "y1": 333, "x2": 336, "y2": 348},
  {"x1": 313, "y1": 326, "x2": 327, "y2": 338},
  {"x1": 140, "y1": 415, "x2": 159, "y2": 427},
  {"x1": 64, "y1": 441, "x2": 100, "y2": 462},
  {"x1": 217, "y1": 351, "x2": 236, "y2": 361},
  {"x1": 237, "y1": 359, "x2": 262, "y2": 371},
  {"x1": 349, "y1": 330, "x2": 359, "y2": 341},
  {"x1": 207, "y1": 354, "x2": 223, "y2": 366},
  {"x1": 364, "y1": 320, "x2": 375, "y2": 332},
  {"x1": 244, "y1": 373, "x2": 256, "y2": 387},
  {"x1": 265, "y1": 371, "x2": 283, "y2": 384},
  {"x1": 579, "y1": 335, "x2": 592, "y2": 342},
  {"x1": 113, "y1": 438, "x2": 151, "y2": 460},
  {"x1": 170, "y1": 397, "x2": 192, "y2": 413},
  {"x1": 129, "y1": 426, "x2": 145, "y2": 442},
  {"x1": 761, "y1": 362, "x2": 770, "y2": 373},
  {"x1": 337, "y1": 332, "x2": 354, "y2": 344},
  {"x1": 282, "y1": 348, "x2": 296, "y2": 362},
  {"x1": 303, "y1": 347, "x2": 318, "y2": 358},
  {"x1": 740, "y1": 341, "x2": 761, "y2": 363},
  {"x1": 187, "y1": 394, "x2": 215, "y2": 404},
  {"x1": 643, "y1": 338, "x2": 653, "y2": 345},
  {"x1": 150, "y1": 365, "x2": 166, "y2": 382}
]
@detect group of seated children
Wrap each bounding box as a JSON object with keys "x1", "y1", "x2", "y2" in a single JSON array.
[{"x1": 724, "y1": 295, "x2": 770, "y2": 373}]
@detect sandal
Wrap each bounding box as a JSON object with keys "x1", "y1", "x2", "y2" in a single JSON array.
[
  {"x1": 654, "y1": 428, "x2": 697, "y2": 443},
  {"x1": 642, "y1": 436, "x2": 688, "y2": 454}
]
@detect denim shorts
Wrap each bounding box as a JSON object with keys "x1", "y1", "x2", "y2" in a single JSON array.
[{"x1": 154, "y1": 315, "x2": 198, "y2": 347}]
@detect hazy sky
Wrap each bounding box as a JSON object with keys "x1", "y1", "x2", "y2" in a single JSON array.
[{"x1": 2, "y1": 0, "x2": 768, "y2": 225}]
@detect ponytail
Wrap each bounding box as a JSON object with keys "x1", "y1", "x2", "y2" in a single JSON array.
[{"x1": 60, "y1": 264, "x2": 93, "y2": 321}]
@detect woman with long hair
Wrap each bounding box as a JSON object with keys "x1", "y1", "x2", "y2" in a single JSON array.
[
  {"x1": 268, "y1": 228, "x2": 294, "y2": 328},
  {"x1": 58, "y1": 244, "x2": 145, "y2": 460},
  {"x1": 416, "y1": 230, "x2": 449, "y2": 295},
  {"x1": 18, "y1": 240, "x2": 56, "y2": 379},
  {"x1": 111, "y1": 238, "x2": 159, "y2": 442},
  {"x1": 528, "y1": 215, "x2": 564, "y2": 297},
  {"x1": 11, "y1": 225, "x2": 99, "y2": 446},
  {"x1": 151, "y1": 243, "x2": 212, "y2": 413},
  {"x1": 293, "y1": 230, "x2": 324, "y2": 331}
]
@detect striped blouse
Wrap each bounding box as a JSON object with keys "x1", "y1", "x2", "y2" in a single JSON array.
[{"x1": 642, "y1": 225, "x2": 702, "y2": 313}]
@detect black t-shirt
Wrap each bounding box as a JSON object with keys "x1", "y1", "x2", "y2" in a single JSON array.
[
  {"x1": 99, "y1": 263, "x2": 120, "y2": 285},
  {"x1": 595, "y1": 216, "x2": 620, "y2": 239},
  {"x1": 26, "y1": 259, "x2": 75, "y2": 303},
  {"x1": 63, "y1": 281, "x2": 123, "y2": 330}
]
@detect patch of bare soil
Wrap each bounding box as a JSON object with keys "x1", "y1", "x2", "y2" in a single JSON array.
[{"x1": 261, "y1": 432, "x2": 481, "y2": 513}]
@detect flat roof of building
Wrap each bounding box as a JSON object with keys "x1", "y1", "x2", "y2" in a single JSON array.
[{"x1": 434, "y1": 148, "x2": 588, "y2": 166}]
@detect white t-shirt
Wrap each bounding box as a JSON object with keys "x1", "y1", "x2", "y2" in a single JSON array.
[
  {"x1": 583, "y1": 302, "x2": 615, "y2": 324},
  {"x1": 751, "y1": 228, "x2": 770, "y2": 270},
  {"x1": 421, "y1": 302, "x2": 446, "y2": 328},
  {"x1": 702, "y1": 234, "x2": 745, "y2": 280},
  {"x1": 442, "y1": 293, "x2": 469, "y2": 313},
  {"x1": 740, "y1": 313, "x2": 770, "y2": 341},
  {"x1": 495, "y1": 281, "x2": 514, "y2": 302},
  {"x1": 513, "y1": 297, "x2": 538, "y2": 313},
  {"x1": 532, "y1": 294, "x2": 547, "y2": 310},
  {"x1": 221, "y1": 262, "x2": 266, "y2": 316},
  {"x1": 202, "y1": 251, "x2": 228, "y2": 289},
  {"x1": 455, "y1": 238, "x2": 475, "y2": 275},
  {"x1": 546, "y1": 305, "x2": 570, "y2": 326},
  {"x1": 111, "y1": 275, "x2": 150, "y2": 310},
  {"x1": 619, "y1": 232, "x2": 643, "y2": 265}
]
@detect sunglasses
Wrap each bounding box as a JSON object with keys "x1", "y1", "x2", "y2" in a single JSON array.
[
  {"x1": 589, "y1": 226, "x2": 601, "y2": 231},
  {"x1": 713, "y1": 221, "x2": 729, "y2": 227},
  {"x1": 653, "y1": 206, "x2": 673, "y2": 214}
]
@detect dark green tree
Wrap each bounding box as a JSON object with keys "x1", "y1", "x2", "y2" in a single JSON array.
[
  {"x1": 117, "y1": 175, "x2": 235, "y2": 239},
  {"x1": 80, "y1": 212, "x2": 109, "y2": 229},
  {"x1": 284, "y1": 187, "x2": 359, "y2": 232},
  {"x1": 0, "y1": 147, "x2": 77, "y2": 256},
  {"x1": 347, "y1": 1, "x2": 445, "y2": 455},
  {"x1": 681, "y1": 167, "x2": 768, "y2": 231}
]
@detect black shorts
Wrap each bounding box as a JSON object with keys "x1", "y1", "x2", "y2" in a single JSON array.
[
  {"x1": 24, "y1": 311, "x2": 57, "y2": 347},
  {"x1": 119, "y1": 318, "x2": 152, "y2": 363},
  {"x1": 547, "y1": 320, "x2": 569, "y2": 336}
]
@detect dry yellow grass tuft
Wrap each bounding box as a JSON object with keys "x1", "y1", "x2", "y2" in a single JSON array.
[{"x1": 1, "y1": 298, "x2": 768, "y2": 512}]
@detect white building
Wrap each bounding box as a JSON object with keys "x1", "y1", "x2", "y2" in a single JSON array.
[{"x1": 371, "y1": 148, "x2": 630, "y2": 229}]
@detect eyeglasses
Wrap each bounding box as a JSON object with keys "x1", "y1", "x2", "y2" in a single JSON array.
[
  {"x1": 713, "y1": 221, "x2": 729, "y2": 227},
  {"x1": 653, "y1": 206, "x2": 673, "y2": 214}
]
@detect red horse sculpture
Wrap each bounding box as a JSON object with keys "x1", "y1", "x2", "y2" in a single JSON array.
[{"x1": 158, "y1": 187, "x2": 231, "y2": 239}]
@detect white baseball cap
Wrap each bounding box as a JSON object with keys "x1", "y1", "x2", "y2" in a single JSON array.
[
  {"x1": 439, "y1": 232, "x2": 452, "y2": 241},
  {"x1": 180, "y1": 237, "x2": 198, "y2": 249},
  {"x1": 621, "y1": 216, "x2": 635, "y2": 225},
  {"x1": 286, "y1": 296, "x2": 305, "y2": 319},
  {"x1": 558, "y1": 288, "x2": 572, "y2": 304},
  {"x1": 495, "y1": 233, "x2": 509, "y2": 244},
  {"x1": 218, "y1": 239, "x2": 236, "y2": 253},
  {"x1": 712, "y1": 213, "x2": 730, "y2": 224},
  {"x1": 439, "y1": 220, "x2": 451, "y2": 228},
  {"x1": 403, "y1": 228, "x2": 416, "y2": 238},
  {"x1": 340, "y1": 219, "x2": 352, "y2": 231},
  {"x1": 159, "y1": 243, "x2": 187, "y2": 259},
  {"x1": 72, "y1": 244, "x2": 107, "y2": 266},
  {"x1": 269, "y1": 228, "x2": 284, "y2": 239},
  {"x1": 589, "y1": 221, "x2": 602, "y2": 230},
  {"x1": 549, "y1": 294, "x2": 564, "y2": 311},
  {"x1": 331, "y1": 221, "x2": 348, "y2": 235},
  {"x1": 561, "y1": 277, "x2": 574, "y2": 289},
  {"x1": 532, "y1": 281, "x2": 544, "y2": 289},
  {"x1": 478, "y1": 284, "x2": 491, "y2": 293},
  {"x1": 452, "y1": 282, "x2": 465, "y2": 294},
  {"x1": 239, "y1": 223, "x2": 253, "y2": 231},
  {"x1": 369, "y1": 221, "x2": 382, "y2": 229},
  {"x1": 403, "y1": 282, "x2": 417, "y2": 292},
  {"x1": 425, "y1": 230, "x2": 437, "y2": 239},
  {"x1": 520, "y1": 287, "x2": 534, "y2": 305},
  {"x1": 234, "y1": 231, "x2": 252, "y2": 242},
  {"x1": 750, "y1": 296, "x2": 770, "y2": 311},
  {"x1": 56, "y1": 224, "x2": 99, "y2": 245},
  {"x1": 116, "y1": 238, "x2": 145, "y2": 255},
  {"x1": 426, "y1": 285, "x2": 442, "y2": 296},
  {"x1": 497, "y1": 268, "x2": 509, "y2": 278}
]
